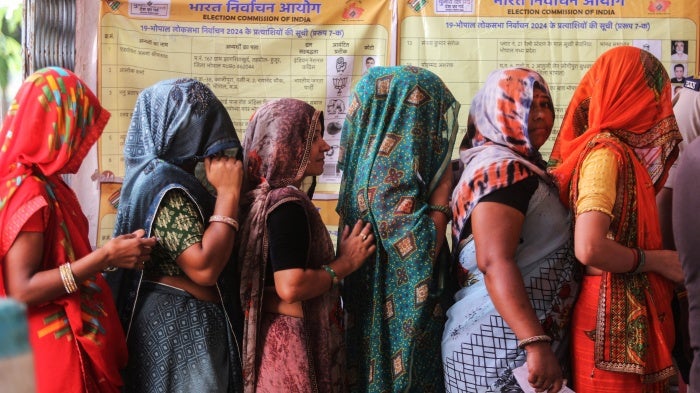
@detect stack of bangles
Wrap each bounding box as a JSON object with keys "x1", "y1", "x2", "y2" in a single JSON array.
[
  {"x1": 59, "y1": 262, "x2": 78, "y2": 294},
  {"x1": 517, "y1": 334, "x2": 552, "y2": 349},
  {"x1": 627, "y1": 247, "x2": 646, "y2": 274},
  {"x1": 209, "y1": 215, "x2": 239, "y2": 231}
]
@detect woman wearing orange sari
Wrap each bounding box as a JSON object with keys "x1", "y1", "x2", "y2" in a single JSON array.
[
  {"x1": 549, "y1": 46, "x2": 684, "y2": 392},
  {"x1": 0, "y1": 67, "x2": 156, "y2": 392}
]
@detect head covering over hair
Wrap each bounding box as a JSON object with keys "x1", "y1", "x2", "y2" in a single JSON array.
[
  {"x1": 111, "y1": 78, "x2": 241, "y2": 328},
  {"x1": 114, "y1": 78, "x2": 241, "y2": 236},
  {"x1": 237, "y1": 99, "x2": 342, "y2": 392},
  {"x1": 242, "y1": 98, "x2": 322, "y2": 190},
  {"x1": 549, "y1": 46, "x2": 681, "y2": 199},
  {"x1": 335, "y1": 66, "x2": 459, "y2": 392},
  {"x1": 0, "y1": 67, "x2": 127, "y2": 392},
  {"x1": 452, "y1": 68, "x2": 553, "y2": 242},
  {"x1": 549, "y1": 46, "x2": 681, "y2": 382}
]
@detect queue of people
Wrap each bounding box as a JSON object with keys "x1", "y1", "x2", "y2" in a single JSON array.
[{"x1": 0, "y1": 45, "x2": 698, "y2": 393}]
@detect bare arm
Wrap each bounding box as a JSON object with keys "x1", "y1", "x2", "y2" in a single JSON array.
[
  {"x1": 4, "y1": 228, "x2": 155, "y2": 305},
  {"x1": 574, "y1": 210, "x2": 683, "y2": 283},
  {"x1": 273, "y1": 220, "x2": 375, "y2": 303},
  {"x1": 428, "y1": 170, "x2": 452, "y2": 253},
  {"x1": 176, "y1": 156, "x2": 242, "y2": 286},
  {"x1": 472, "y1": 202, "x2": 563, "y2": 393}
]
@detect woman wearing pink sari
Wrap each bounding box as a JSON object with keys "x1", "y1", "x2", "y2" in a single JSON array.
[{"x1": 237, "y1": 98, "x2": 375, "y2": 392}]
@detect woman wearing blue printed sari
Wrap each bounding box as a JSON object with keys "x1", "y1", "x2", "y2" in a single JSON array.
[
  {"x1": 337, "y1": 65, "x2": 459, "y2": 392},
  {"x1": 110, "y1": 78, "x2": 244, "y2": 393},
  {"x1": 443, "y1": 68, "x2": 580, "y2": 392}
]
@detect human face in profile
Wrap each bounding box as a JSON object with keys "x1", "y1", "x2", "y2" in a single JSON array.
[
  {"x1": 304, "y1": 125, "x2": 331, "y2": 177},
  {"x1": 527, "y1": 88, "x2": 554, "y2": 151}
]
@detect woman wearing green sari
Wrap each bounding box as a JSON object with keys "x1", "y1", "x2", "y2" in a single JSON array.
[{"x1": 337, "y1": 66, "x2": 460, "y2": 392}]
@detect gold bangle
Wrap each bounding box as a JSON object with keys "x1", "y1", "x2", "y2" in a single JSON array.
[
  {"x1": 59, "y1": 262, "x2": 78, "y2": 294},
  {"x1": 209, "y1": 215, "x2": 239, "y2": 231},
  {"x1": 517, "y1": 334, "x2": 552, "y2": 349},
  {"x1": 428, "y1": 204, "x2": 451, "y2": 219}
]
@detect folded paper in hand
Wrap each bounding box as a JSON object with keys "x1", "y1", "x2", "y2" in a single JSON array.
[{"x1": 512, "y1": 363, "x2": 575, "y2": 393}]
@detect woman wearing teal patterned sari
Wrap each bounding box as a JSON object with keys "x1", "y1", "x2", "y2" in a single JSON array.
[{"x1": 337, "y1": 66, "x2": 460, "y2": 392}]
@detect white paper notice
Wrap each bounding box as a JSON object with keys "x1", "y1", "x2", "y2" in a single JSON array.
[{"x1": 512, "y1": 363, "x2": 575, "y2": 393}]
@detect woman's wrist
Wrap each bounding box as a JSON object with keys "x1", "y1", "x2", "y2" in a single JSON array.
[
  {"x1": 214, "y1": 189, "x2": 240, "y2": 208},
  {"x1": 322, "y1": 264, "x2": 340, "y2": 290},
  {"x1": 517, "y1": 334, "x2": 552, "y2": 349},
  {"x1": 428, "y1": 204, "x2": 451, "y2": 219},
  {"x1": 626, "y1": 247, "x2": 645, "y2": 274}
]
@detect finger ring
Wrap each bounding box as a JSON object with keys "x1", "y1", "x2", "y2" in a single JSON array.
[{"x1": 361, "y1": 233, "x2": 368, "y2": 241}]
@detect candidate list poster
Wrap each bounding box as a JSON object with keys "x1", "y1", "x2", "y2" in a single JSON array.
[
  {"x1": 97, "y1": 0, "x2": 392, "y2": 245},
  {"x1": 398, "y1": 0, "x2": 698, "y2": 159}
]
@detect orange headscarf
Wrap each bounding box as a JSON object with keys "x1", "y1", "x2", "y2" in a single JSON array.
[
  {"x1": 550, "y1": 46, "x2": 681, "y2": 382},
  {"x1": 0, "y1": 67, "x2": 126, "y2": 392}
]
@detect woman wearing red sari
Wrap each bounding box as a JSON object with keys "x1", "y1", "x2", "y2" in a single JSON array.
[
  {"x1": 0, "y1": 67, "x2": 156, "y2": 392},
  {"x1": 549, "y1": 46, "x2": 684, "y2": 392}
]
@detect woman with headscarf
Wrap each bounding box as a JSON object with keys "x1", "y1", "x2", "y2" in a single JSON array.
[
  {"x1": 549, "y1": 46, "x2": 684, "y2": 392},
  {"x1": 0, "y1": 67, "x2": 156, "y2": 392},
  {"x1": 238, "y1": 98, "x2": 375, "y2": 392},
  {"x1": 442, "y1": 68, "x2": 580, "y2": 393},
  {"x1": 111, "y1": 78, "x2": 244, "y2": 392},
  {"x1": 336, "y1": 66, "x2": 459, "y2": 392}
]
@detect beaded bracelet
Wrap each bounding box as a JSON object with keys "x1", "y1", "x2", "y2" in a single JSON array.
[
  {"x1": 59, "y1": 262, "x2": 78, "y2": 294},
  {"x1": 517, "y1": 334, "x2": 552, "y2": 349},
  {"x1": 209, "y1": 215, "x2": 240, "y2": 231},
  {"x1": 322, "y1": 265, "x2": 339, "y2": 290},
  {"x1": 428, "y1": 204, "x2": 451, "y2": 219}
]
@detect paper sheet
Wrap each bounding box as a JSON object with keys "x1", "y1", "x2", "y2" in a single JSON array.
[{"x1": 512, "y1": 363, "x2": 575, "y2": 393}]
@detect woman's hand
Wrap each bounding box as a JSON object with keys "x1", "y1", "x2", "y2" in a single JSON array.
[
  {"x1": 472, "y1": 202, "x2": 564, "y2": 392},
  {"x1": 205, "y1": 155, "x2": 243, "y2": 197},
  {"x1": 334, "y1": 220, "x2": 376, "y2": 276},
  {"x1": 526, "y1": 343, "x2": 564, "y2": 392},
  {"x1": 272, "y1": 220, "x2": 376, "y2": 303},
  {"x1": 646, "y1": 249, "x2": 684, "y2": 284},
  {"x1": 576, "y1": 211, "x2": 685, "y2": 283},
  {"x1": 5, "y1": 228, "x2": 156, "y2": 305},
  {"x1": 102, "y1": 229, "x2": 157, "y2": 271}
]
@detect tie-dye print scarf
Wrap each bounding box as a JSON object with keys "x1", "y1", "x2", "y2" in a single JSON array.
[{"x1": 452, "y1": 68, "x2": 553, "y2": 244}]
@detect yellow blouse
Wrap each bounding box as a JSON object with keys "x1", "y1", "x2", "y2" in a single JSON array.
[{"x1": 576, "y1": 148, "x2": 618, "y2": 219}]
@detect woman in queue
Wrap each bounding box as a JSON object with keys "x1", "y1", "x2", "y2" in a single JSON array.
[
  {"x1": 337, "y1": 66, "x2": 458, "y2": 392},
  {"x1": 0, "y1": 67, "x2": 156, "y2": 392},
  {"x1": 237, "y1": 98, "x2": 375, "y2": 392},
  {"x1": 442, "y1": 68, "x2": 580, "y2": 393},
  {"x1": 549, "y1": 45, "x2": 683, "y2": 392},
  {"x1": 111, "y1": 78, "x2": 244, "y2": 392}
]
